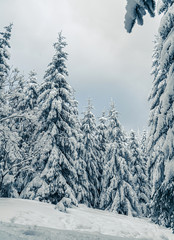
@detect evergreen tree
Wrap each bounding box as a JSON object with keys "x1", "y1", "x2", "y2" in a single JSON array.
[
  {"x1": 0, "y1": 124, "x2": 23, "y2": 198},
  {"x1": 128, "y1": 130, "x2": 149, "y2": 216},
  {"x1": 96, "y1": 111, "x2": 108, "y2": 196},
  {"x1": 75, "y1": 128, "x2": 91, "y2": 206},
  {"x1": 150, "y1": 176, "x2": 174, "y2": 230},
  {"x1": 147, "y1": 34, "x2": 166, "y2": 194},
  {"x1": 20, "y1": 32, "x2": 78, "y2": 206},
  {"x1": 140, "y1": 130, "x2": 150, "y2": 186},
  {"x1": 0, "y1": 24, "x2": 24, "y2": 198},
  {"x1": 80, "y1": 100, "x2": 100, "y2": 207},
  {"x1": 147, "y1": 1, "x2": 174, "y2": 229},
  {"x1": 97, "y1": 111, "x2": 108, "y2": 174},
  {"x1": 16, "y1": 70, "x2": 38, "y2": 144},
  {"x1": 99, "y1": 103, "x2": 140, "y2": 217},
  {"x1": 70, "y1": 91, "x2": 91, "y2": 206},
  {"x1": 125, "y1": 0, "x2": 174, "y2": 229},
  {"x1": 13, "y1": 70, "x2": 39, "y2": 195}
]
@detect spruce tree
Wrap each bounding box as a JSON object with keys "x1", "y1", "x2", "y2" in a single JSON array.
[
  {"x1": 71, "y1": 91, "x2": 91, "y2": 206},
  {"x1": 97, "y1": 111, "x2": 108, "y2": 174},
  {"x1": 21, "y1": 32, "x2": 78, "y2": 206},
  {"x1": 147, "y1": 2, "x2": 174, "y2": 228},
  {"x1": 150, "y1": 176, "x2": 174, "y2": 230},
  {"x1": 12, "y1": 70, "x2": 39, "y2": 195},
  {"x1": 16, "y1": 70, "x2": 38, "y2": 144},
  {"x1": 0, "y1": 24, "x2": 23, "y2": 198},
  {"x1": 99, "y1": 103, "x2": 140, "y2": 217},
  {"x1": 128, "y1": 130, "x2": 149, "y2": 216},
  {"x1": 0, "y1": 125, "x2": 22, "y2": 198},
  {"x1": 75, "y1": 128, "x2": 91, "y2": 206},
  {"x1": 140, "y1": 130, "x2": 151, "y2": 187},
  {"x1": 80, "y1": 100, "x2": 100, "y2": 207},
  {"x1": 147, "y1": 34, "x2": 166, "y2": 194},
  {"x1": 125, "y1": 0, "x2": 174, "y2": 229}
]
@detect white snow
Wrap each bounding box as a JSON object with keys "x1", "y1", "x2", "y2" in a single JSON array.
[{"x1": 0, "y1": 198, "x2": 173, "y2": 240}]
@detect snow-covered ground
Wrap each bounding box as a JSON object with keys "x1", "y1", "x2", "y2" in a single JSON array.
[{"x1": 0, "y1": 198, "x2": 173, "y2": 240}]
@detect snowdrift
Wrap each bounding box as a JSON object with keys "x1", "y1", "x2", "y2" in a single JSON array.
[{"x1": 0, "y1": 198, "x2": 173, "y2": 240}]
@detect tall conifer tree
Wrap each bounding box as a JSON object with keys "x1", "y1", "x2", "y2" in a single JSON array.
[
  {"x1": 21, "y1": 32, "x2": 78, "y2": 205},
  {"x1": 128, "y1": 130, "x2": 149, "y2": 216},
  {"x1": 99, "y1": 103, "x2": 140, "y2": 216},
  {"x1": 97, "y1": 111, "x2": 108, "y2": 176},
  {"x1": 148, "y1": 1, "x2": 174, "y2": 228},
  {"x1": 0, "y1": 24, "x2": 23, "y2": 198},
  {"x1": 125, "y1": 0, "x2": 174, "y2": 229},
  {"x1": 80, "y1": 100, "x2": 100, "y2": 207}
]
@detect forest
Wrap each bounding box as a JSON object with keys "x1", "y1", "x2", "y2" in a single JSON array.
[{"x1": 0, "y1": 0, "x2": 174, "y2": 236}]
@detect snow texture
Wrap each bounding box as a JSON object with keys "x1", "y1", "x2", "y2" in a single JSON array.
[{"x1": 0, "y1": 198, "x2": 173, "y2": 240}]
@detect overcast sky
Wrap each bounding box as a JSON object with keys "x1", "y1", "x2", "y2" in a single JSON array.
[{"x1": 0, "y1": 0, "x2": 161, "y2": 131}]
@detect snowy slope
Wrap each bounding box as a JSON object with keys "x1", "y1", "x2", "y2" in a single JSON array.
[
  {"x1": 0, "y1": 222, "x2": 133, "y2": 240},
  {"x1": 0, "y1": 198, "x2": 173, "y2": 240}
]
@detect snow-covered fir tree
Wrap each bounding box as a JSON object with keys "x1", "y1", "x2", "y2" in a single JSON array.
[
  {"x1": 0, "y1": 124, "x2": 23, "y2": 198},
  {"x1": 68, "y1": 90, "x2": 91, "y2": 206},
  {"x1": 147, "y1": 34, "x2": 165, "y2": 193},
  {"x1": 96, "y1": 111, "x2": 108, "y2": 196},
  {"x1": 0, "y1": 24, "x2": 24, "y2": 198},
  {"x1": 125, "y1": 0, "x2": 174, "y2": 230},
  {"x1": 147, "y1": 1, "x2": 174, "y2": 229},
  {"x1": 125, "y1": 0, "x2": 155, "y2": 33},
  {"x1": 15, "y1": 70, "x2": 38, "y2": 144},
  {"x1": 140, "y1": 130, "x2": 150, "y2": 184},
  {"x1": 21, "y1": 32, "x2": 78, "y2": 206},
  {"x1": 12, "y1": 70, "x2": 39, "y2": 195},
  {"x1": 80, "y1": 100, "x2": 100, "y2": 207},
  {"x1": 150, "y1": 174, "x2": 174, "y2": 230},
  {"x1": 128, "y1": 130, "x2": 149, "y2": 216},
  {"x1": 97, "y1": 112, "x2": 108, "y2": 175},
  {"x1": 99, "y1": 103, "x2": 140, "y2": 217},
  {"x1": 75, "y1": 127, "x2": 91, "y2": 206}
]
